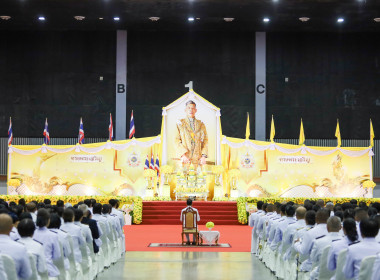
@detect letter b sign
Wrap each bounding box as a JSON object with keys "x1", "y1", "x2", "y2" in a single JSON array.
[{"x1": 117, "y1": 84, "x2": 126, "y2": 93}]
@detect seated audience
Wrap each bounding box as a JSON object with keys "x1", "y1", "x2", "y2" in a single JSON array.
[
  {"x1": 0, "y1": 213, "x2": 32, "y2": 279},
  {"x1": 327, "y1": 218, "x2": 358, "y2": 272},
  {"x1": 343, "y1": 218, "x2": 380, "y2": 280},
  {"x1": 61, "y1": 208, "x2": 85, "y2": 264},
  {"x1": 33, "y1": 208, "x2": 61, "y2": 278},
  {"x1": 354, "y1": 208, "x2": 369, "y2": 240},
  {"x1": 26, "y1": 202, "x2": 37, "y2": 223},
  {"x1": 48, "y1": 213, "x2": 71, "y2": 271},
  {"x1": 17, "y1": 218, "x2": 48, "y2": 276},
  {"x1": 293, "y1": 208, "x2": 329, "y2": 272},
  {"x1": 74, "y1": 208, "x2": 93, "y2": 255},
  {"x1": 310, "y1": 216, "x2": 342, "y2": 279},
  {"x1": 79, "y1": 204, "x2": 101, "y2": 253}
]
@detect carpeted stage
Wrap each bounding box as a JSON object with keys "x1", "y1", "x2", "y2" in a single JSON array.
[{"x1": 125, "y1": 200, "x2": 248, "y2": 252}]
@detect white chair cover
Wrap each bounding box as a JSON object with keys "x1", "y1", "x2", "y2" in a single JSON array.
[
  {"x1": 98, "y1": 222, "x2": 111, "y2": 268},
  {"x1": 79, "y1": 243, "x2": 92, "y2": 280},
  {"x1": 53, "y1": 239, "x2": 68, "y2": 280},
  {"x1": 66, "y1": 235, "x2": 83, "y2": 280},
  {"x1": 1, "y1": 254, "x2": 17, "y2": 280},
  {"x1": 334, "y1": 249, "x2": 348, "y2": 280},
  {"x1": 358, "y1": 255, "x2": 376, "y2": 280},
  {"x1": 28, "y1": 252, "x2": 39, "y2": 280},
  {"x1": 318, "y1": 245, "x2": 334, "y2": 280}
]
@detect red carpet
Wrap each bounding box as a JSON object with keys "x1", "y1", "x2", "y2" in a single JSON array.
[
  {"x1": 142, "y1": 201, "x2": 239, "y2": 225},
  {"x1": 124, "y1": 224, "x2": 251, "y2": 252}
]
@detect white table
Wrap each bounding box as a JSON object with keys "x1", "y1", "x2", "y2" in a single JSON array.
[{"x1": 199, "y1": 230, "x2": 220, "y2": 245}]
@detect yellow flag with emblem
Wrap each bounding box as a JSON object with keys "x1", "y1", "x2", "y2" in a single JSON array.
[
  {"x1": 335, "y1": 120, "x2": 341, "y2": 147},
  {"x1": 299, "y1": 119, "x2": 305, "y2": 145},
  {"x1": 370, "y1": 119, "x2": 375, "y2": 147},
  {"x1": 270, "y1": 115, "x2": 275, "y2": 142},
  {"x1": 245, "y1": 112, "x2": 250, "y2": 140}
]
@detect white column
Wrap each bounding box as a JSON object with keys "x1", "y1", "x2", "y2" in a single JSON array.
[
  {"x1": 116, "y1": 30, "x2": 127, "y2": 140},
  {"x1": 255, "y1": 32, "x2": 266, "y2": 141}
]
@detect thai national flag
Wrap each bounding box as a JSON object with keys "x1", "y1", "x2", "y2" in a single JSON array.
[
  {"x1": 144, "y1": 155, "x2": 150, "y2": 170},
  {"x1": 43, "y1": 118, "x2": 50, "y2": 145},
  {"x1": 109, "y1": 113, "x2": 114, "y2": 141},
  {"x1": 155, "y1": 155, "x2": 160, "y2": 176},
  {"x1": 129, "y1": 110, "x2": 135, "y2": 139},
  {"x1": 78, "y1": 118, "x2": 85, "y2": 144},
  {"x1": 8, "y1": 117, "x2": 13, "y2": 146},
  {"x1": 150, "y1": 155, "x2": 155, "y2": 170}
]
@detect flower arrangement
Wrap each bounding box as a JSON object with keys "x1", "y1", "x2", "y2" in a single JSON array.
[
  {"x1": 212, "y1": 165, "x2": 224, "y2": 174},
  {"x1": 161, "y1": 165, "x2": 174, "y2": 174},
  {"x1": 206, "y1": 221, "x2": 214, "y2": 229},
  {"x1": 7, "y1": 179, "x2": 21, "y2": 187},
  {"x1": 362, "y1": 180, "x2": 376, "y2": 189}
]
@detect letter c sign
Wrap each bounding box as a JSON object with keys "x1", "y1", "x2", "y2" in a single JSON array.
[{"x1": 256, "y1": 84, "x2": 265, "y2": 94}]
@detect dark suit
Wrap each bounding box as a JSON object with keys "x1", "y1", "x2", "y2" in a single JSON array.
[{"x1": 82, "y1": 217, "x2": 100, "y2": 253}]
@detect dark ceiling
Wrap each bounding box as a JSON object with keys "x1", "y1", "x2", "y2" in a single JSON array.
[{"x1": 0, "y1": 0, "x2": 380, "y2": 32}]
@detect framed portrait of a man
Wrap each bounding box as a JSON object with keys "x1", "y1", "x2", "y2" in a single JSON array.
[{"x1": 161, "y1": 90, "x2": 222, "y2": 169}]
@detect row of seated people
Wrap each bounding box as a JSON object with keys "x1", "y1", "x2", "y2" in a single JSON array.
[
  {"x1": 0, "y1": 198, "x2": 126, "y2": 280},
  {"x1": 249, "y1": 199, "x2": 380, "y2": 280}
]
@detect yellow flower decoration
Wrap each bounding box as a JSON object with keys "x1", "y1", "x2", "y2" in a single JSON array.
[{"x1": 363, "y1": 180, "x2": 376, "y2": 189}]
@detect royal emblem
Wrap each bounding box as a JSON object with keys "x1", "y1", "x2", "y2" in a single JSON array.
[
  {"x1": 127, "y1": 153, "x2": 141, "y2": 167},
  {"x1": 240, "y1": 153, "x2": 254, "y2": 168}
]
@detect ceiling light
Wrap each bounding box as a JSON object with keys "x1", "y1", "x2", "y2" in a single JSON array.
[
  {"x1": 74, "y1": 16, "x2": 85, "y2": 21},
  {"x1": 188, "y1": 17, "x2": 194, "y2": 22},
  {"x1": 149, "y1": 17, "x2": 160, "y2": 21},
  {"x1": 263, "y1": 18, "x2": 270, "y2": 22},
  {"x1": 114, "y1": 17, "x2": 120, "y2": 21},
  {"x1": 224, "y1": 18, "x2": 234, "y2": 22},
  {"x1": 337, "y1": 18, "x2": 344, "y2": 23},
  {"x1": 38, "y1": 16, "x2": 45, "y2": 21},
  {"x1": 299, "y1": 17, "x2": 310, "y2": 22},
  {"x1": 0, "y1": 16, "x2": 11, "y2": 20},
  {"x1": 374, "y1": 18, "x2": 380, "y2": 22},
  {"x1": 99, "y1": 17, "x2": 103, "y2": 20},
  {"x1": 196, "y1": 18, "x2": 200, "y2": 20}
]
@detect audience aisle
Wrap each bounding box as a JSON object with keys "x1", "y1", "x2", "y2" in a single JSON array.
[{"x1": 97, "y1": 251, "x2": 277, "y2": 280}]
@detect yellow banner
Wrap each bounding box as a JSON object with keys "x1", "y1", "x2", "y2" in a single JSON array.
[
  {"x1": 8, "y1": 137, "x2": 161, "y2": 196},
  {"x1": 222, "y1": 139, "x2": 372, "y2": 198}
]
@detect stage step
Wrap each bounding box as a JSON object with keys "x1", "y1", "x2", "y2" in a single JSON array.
[{"x1": 141, "y1": 201, "x2": 239, "y2": 225}]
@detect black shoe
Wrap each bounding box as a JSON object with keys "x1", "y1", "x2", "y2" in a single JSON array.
[
  {"x1": 186, "y1": 241, "x2": 190, "y2": 245},
  {"x1": 191, "y1": 242, "x2": 196, "y2": 245}
]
